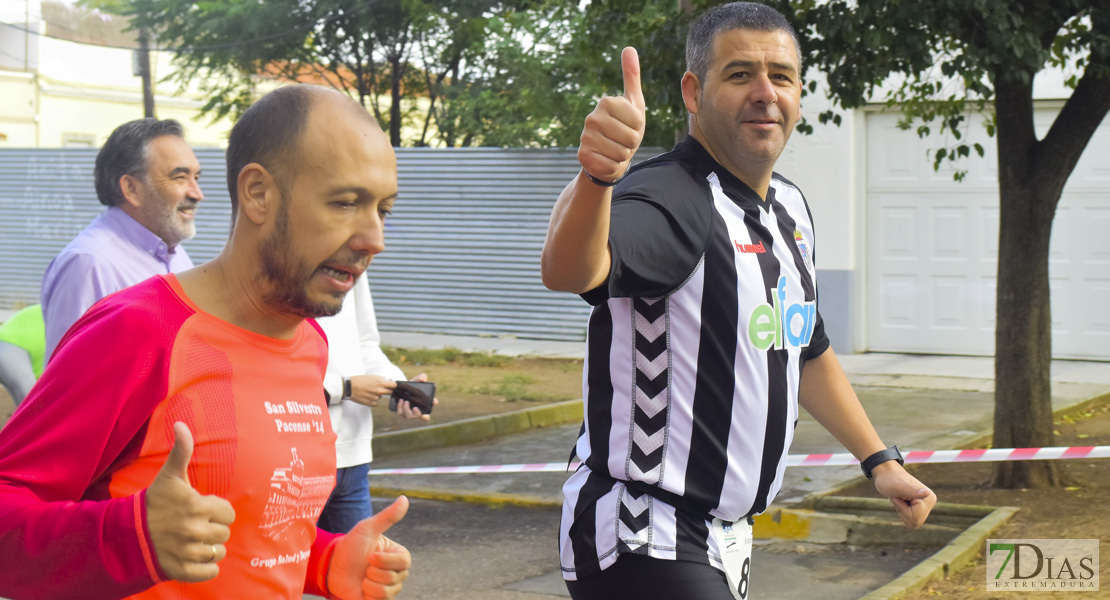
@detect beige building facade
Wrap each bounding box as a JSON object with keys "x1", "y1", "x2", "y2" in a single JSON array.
[{"x1": 0, "y1": 0, "x2": 233, "y2": 148}]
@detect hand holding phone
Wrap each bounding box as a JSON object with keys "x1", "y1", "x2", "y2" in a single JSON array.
[{"x1": 388, "y1": 381, "x2": 436, "y2": 415}]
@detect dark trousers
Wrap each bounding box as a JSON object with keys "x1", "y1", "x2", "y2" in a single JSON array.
[
  {"x1": 316, "y1": 462, "x2": 373, "y2": 533},
  {"x1": 566, "y1": 554, "x2": 737, "y2": 600}
]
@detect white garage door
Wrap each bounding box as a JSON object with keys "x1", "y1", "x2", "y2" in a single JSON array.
[{"x1": 866, "y1": 110, "x2": 1110, "y2": 360}]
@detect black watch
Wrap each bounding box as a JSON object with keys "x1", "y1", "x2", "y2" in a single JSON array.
[
  {"x1": 342, "y1": 377, "x2": 352, "y2": 399},
  {"x1": 860, "y1": 446, "x2": 904, "y2": 480}
]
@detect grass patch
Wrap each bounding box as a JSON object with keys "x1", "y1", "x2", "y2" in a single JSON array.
[
  {"x1": 498, "y1": 374, "x2": 537, "y2": 385},
  {"x1": 460, "y1": 353, "x2": 512, "y2": 368},
  {"x1": 469, "y1": 374, "x2": 545, "y2": 401},
  {"x1": 382, "y1": 345, "x2": 509, "y2": 368}
]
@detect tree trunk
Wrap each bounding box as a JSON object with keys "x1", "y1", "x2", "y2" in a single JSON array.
[
  {"x1": 138, "y1": 26, "x2": 155, "y2": 118},
  {"x1": 389, "y1": 52, "x2": 403, "y2": 147},
  {"x1": 991, "y1": 76, "x2": 1064, "y2": 488}
]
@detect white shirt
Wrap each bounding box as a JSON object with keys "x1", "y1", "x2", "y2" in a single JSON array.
[{"x1": 315, "y1": 275, "x2": 405, "y2": 468}]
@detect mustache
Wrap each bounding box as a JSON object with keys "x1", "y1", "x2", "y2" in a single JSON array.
[
  {"x1": 323, "y1": 254, "x2": 371, "y2": 274},
  {"x1": 741, "y1": 108, "x2": 782, "y2": 122}
]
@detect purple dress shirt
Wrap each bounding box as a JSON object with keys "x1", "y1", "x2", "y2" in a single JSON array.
[{"x1": 41, "y1": 207, "x2": 194, "y2": 362}]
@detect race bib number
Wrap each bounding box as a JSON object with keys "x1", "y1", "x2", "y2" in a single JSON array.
[{"x1": 711, "y1": 517, "x2": 753, "y2": 600}]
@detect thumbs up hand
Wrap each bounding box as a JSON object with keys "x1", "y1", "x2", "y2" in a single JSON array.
[
  {"x1": 578, "y1": 47, "x2": 647, "y2": 184},
  {"x1": 327, "y1": 496, "x2": 412, "y2": 600},
  {"x1": 145, "y1": 422, "x2": 236, "y2": 582}
]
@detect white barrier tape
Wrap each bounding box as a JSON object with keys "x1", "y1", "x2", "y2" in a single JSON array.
[{"x1": 369, "y1": 445, "x2": 1110, "y2": 475}]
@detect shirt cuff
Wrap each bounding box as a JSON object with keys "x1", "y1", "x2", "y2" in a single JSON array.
[{"x1": 323, "y1": 374, "x2": 345, "y2": 404}]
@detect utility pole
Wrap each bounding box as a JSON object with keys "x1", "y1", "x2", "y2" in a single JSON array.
[
  {"x1": 675, "y1": 0, "x2": 693, "y2": 145},
  {"x1": 137, "y1": 26, "x2": 155, "y2": 118},
  {"x1": 24, "y1": 0, "x2": 30, "y2": 72}
]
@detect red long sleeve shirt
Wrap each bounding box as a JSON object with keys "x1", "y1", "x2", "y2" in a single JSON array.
[{"x1": 0, "y1": 275, "x2": 340, "y2": 599}]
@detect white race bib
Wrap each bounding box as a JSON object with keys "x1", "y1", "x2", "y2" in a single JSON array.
[{"x1": 711, "y1": 517, "x2": 753, "y2": 600}]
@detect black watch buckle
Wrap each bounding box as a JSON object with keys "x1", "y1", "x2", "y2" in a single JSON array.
[{"x1": 860, "y1": 445, "x2": 904, "y2": 480}]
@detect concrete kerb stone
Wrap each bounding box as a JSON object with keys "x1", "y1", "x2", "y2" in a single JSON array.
[
  {"x1": 857, "y1": 506, "x2": 1019, "y2": 600},
  {"x1": 372, "y1": 399, "x2": 583, "y2": 458},
  {"x1": 753, "y1": 505, "x2": 963, "y2": 547},
  {"x1": 797, "y1": 390, "x2": 1110, "y2": 599},
  {"x1": 369, "y1": 485, "x2": 562, "y2": 510}
]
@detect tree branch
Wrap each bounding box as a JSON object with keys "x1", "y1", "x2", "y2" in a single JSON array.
[{"x1": 1037, "y1": 55, "x2": 1110, "y2": 175}]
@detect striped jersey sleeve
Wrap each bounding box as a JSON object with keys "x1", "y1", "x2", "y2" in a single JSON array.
[{"x1": 561, "y1": 138, "x2": 829, "y2": 581}]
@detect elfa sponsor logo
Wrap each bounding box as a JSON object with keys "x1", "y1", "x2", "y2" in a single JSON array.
[
  {"x1": 988, "y1": 539, "x2": 1099, "y2": 591},
  {"x1": 747, "y1": 276, "x2": 816, "y2": 351}
]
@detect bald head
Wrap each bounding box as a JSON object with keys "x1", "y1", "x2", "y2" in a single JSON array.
[{"x1": 226, "y1": 85, "x2": 381, "y2": 217}]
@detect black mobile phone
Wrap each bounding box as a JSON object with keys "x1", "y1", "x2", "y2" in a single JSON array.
[{"x1": 388, "y1": 381, "x2": 436, "y2": 414}]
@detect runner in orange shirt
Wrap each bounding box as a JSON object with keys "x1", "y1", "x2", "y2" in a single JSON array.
[{"x1": 0, "y1": 85, "x2": 411, "y2": 600}]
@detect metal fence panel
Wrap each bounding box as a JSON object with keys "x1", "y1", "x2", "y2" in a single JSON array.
[{"x1": 0, "y1": 147, "x2": 658, "y2": 341}]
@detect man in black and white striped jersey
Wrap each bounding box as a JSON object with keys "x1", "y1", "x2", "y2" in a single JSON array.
[{"x1": 541, "y1": 3, "x2": 937, "y2": 599}]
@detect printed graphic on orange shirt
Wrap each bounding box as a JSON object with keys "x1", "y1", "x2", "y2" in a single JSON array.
[{"x1": 261, "y1": 448, "x2": 335, "y2": 542}]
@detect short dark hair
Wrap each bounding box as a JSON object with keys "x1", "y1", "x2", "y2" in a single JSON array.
[
  {"x1": 225, "y1": 85, "x2": 319, "y2": 215},
  {"x1": 226, "y1": 84, "x2": 381, "y2": 220},
  {"x1": 94, "y1": 118, "x2": 184, "y2": 207},
  {"x1": 686, "y1": 2, "x2": 801, "y2": 81}
]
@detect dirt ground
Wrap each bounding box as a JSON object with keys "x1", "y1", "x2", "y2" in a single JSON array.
[
  {"x1": 369, "y1": 352, "x2": 583, "y2": 433},
  {"x1": 838, "y1": 399, "x2": 1110, "y2": 599}
]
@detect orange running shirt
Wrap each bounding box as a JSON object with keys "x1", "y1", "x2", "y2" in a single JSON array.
[{"x1": 0, "y1": 275, "x2": 339, "y2": 600}]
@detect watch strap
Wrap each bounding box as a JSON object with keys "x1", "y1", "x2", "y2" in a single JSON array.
[
  {"x1": 860, "y1": 445, "x2": 904, "y2": 480},
  {"x1": 342, "y1": 377, "x2": 352, "y2": 399}
]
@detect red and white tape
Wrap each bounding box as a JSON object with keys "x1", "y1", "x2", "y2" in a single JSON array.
[{"x1": 368, "y1": 445, "x2": 1110, "y2": 476}]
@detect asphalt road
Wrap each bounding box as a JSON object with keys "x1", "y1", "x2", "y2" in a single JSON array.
[{"x1": 362, "y1": 496, "x2": 935, "y2": 600}]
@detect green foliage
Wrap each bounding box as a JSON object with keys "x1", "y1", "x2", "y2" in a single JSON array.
[
  {"x1": 120, "y1": 0, "x2": 704, "y2": 148},
  {"x1": 124, "y1": 0, "x2": 560, "y2": 146},
  {"x1": 542, "y1": 0, "x2": 702, "y2": 148},
  {"x1": 784, "y1": 0, "x2": 1109, "y2": 179},
  {"x1": 118, "y1": 0, "x2": 1108, "y2": 155}
]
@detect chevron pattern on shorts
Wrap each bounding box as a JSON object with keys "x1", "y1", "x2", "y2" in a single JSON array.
[
  {"x1": 629, "y1": 296, "x2": 669, "y2": 483},
  {"x1": 617, "y1": 486, "x2": 652, "y2": 555}
]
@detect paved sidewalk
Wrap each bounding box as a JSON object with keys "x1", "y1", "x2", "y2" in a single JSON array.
[{"x1": 383, "y1": 330, "x2": 1110, "y2": 401}]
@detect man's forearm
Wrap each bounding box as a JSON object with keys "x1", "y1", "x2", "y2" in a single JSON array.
[
  {"x1": 540, "y1": 171, "x2": 613, "y2": 294},
  {"x1": 798, "y1": 348, "x2": 887, "y2": 461}
]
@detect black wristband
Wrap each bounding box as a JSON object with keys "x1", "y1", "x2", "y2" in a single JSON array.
[
  {"x1": 582, "y1": 169, "x2": 619, "y2": 187},
  {"x1": 860, "y1": 445, "x2": 904, "y2": 480},
  {"x1": 342, "y1": 377, "x2": 352, "y2": 399}
]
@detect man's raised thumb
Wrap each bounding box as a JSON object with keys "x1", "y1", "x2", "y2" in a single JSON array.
[
  {"x1": 621, "y1": 46, "x2": 645, "y2": 111},
  {"x1": 159, "y1": 421, "x2": 195, "y2": 484},
  {"x1": 350, "y1": 495, "x2": 409, "y2": 542}
]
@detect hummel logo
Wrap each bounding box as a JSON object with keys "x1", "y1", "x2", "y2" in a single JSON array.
[{"x1": 734, "y1": 240, "x2": 766, "y2": 254}]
